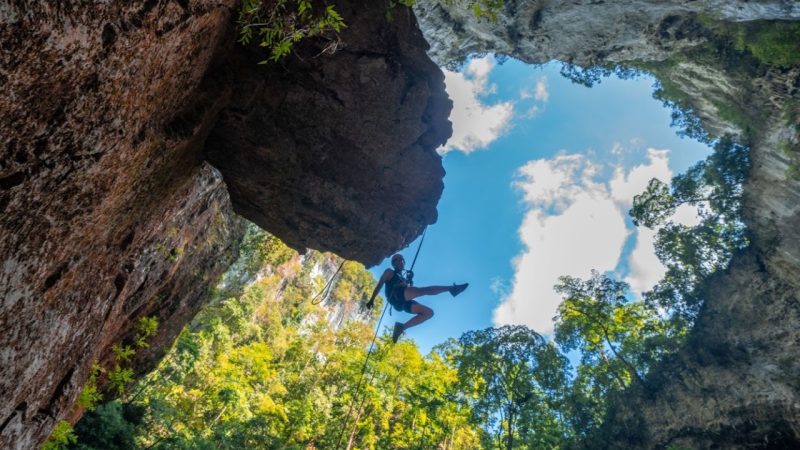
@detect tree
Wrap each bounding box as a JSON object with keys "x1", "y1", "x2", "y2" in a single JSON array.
[
  {"x1": 439, "y1": 325, "x2": 568, "y2": 450},
  {"x1": 553, "y1": 272, "x2": 685, "y2": 442},
  {"x1": 629, "y1": 136, "x2": 750, "y2": 321},
  {"x1": 72, "y1": 227, "x2": 479, "y2": 450}
]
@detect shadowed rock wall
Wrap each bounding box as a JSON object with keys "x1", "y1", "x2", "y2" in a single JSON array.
[
  {"x1": 0, "y1": 2, "x2": 245, "y2": 448},
  {"x1": 0, "y1": 0, "x2": 450, "y2": 448},
  {"x1": 205, "y1": 0, "x2": 451, "y2": 267}
]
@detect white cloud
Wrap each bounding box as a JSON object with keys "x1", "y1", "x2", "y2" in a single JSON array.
[
  {"x1": 673, "y1": 203, "x2": 703, "y2": 227},
  {"x1": 440, "y1": 57, "x2": 514, "y2": 154},
  {"x1": 493, "y1": 148, "x2": 686, "y2": 332},
  {"x1": 520, "y1": 76, "x2": 549, "y2": 103},
  {"x1": 607, "y1": 149, "x2": 672, "y2": 295},
  {"x1": 625, "y1": 226, "x2": 664, "y2": 295},
  {"x1": 489, "y1": 276, "x2": 510, "y2": 298},
  {"x1": 494, "y1": 154, "x2": 628, "y2": 333},
  {"x1": 534, "y1": 77, "x2": 549, "y2": 102},
  {"x1": 609, "y1": 148, "x2": 671, "y2": 206},
  {"x1": 524, "y1": 105, "x2": 542, "y2": 119}
]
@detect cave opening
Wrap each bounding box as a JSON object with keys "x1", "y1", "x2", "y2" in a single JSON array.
[
  {"x1": 51, "y1": 2, "x2": 798, "y2": 449},
  {"x1": 380, "y1": 56, "x2": 739, "y2": 355}
]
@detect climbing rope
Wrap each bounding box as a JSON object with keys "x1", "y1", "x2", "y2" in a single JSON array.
[
  {"x1": 407, "y1": 227, "x2": 427, "y2": 277},
  {"x1": 334, "y1": 301, "x2": 390, "y2": 449},
  {"x1": 334, "y1": 226, "x2": 429, "y2": 447},
  {"x1": 311, "y1": 259, "x2": 346, "y2": 305}
]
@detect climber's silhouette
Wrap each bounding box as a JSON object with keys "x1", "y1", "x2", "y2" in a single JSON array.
[{"x1": 366, "y1": 253, "x2": 468, "y2": 343}]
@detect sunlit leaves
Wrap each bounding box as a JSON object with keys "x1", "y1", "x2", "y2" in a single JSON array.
[
  {"x1": 237, "y1": 0, "x2": 346, "y2": 63},
  {"x1": 553, "y1": 272, "x2": 686, "y2": 441},
  {"x1": 74, "y1": 226, "x2": 480, "y2": 449},
  {"x1": 439, "y1": 325, "x2": 569, "y2": 449},
  {"x1": 630, "y1": 136, "x2": 750, "y2": 321}
]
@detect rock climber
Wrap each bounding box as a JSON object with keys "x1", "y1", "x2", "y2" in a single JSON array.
[{"x1": 366, "y1": 253, "x2": 468, "y2": 343}]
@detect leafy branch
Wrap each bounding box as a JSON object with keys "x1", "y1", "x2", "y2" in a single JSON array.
[{"x1": 238, "y1": 0, "x2": 346, "y2": 63}]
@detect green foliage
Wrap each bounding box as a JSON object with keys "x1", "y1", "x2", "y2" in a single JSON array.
[
  {"x1": 437, "y1": 0, "x2": 505, "y2": 22},
  {"x1": 238, "y1": 0, "x2": 346, "y2": 63},
  {"x1": 546, "y1": 135, "x2": 750, "y2": 444},
  {"x1": 111, "y1": 344, "x2": 135, "y2": 364},
  {"x1": 79, "y1": 215, "x2": 755, "y2": 449},
  {"x1": 71, "y1": 401, "x2": 144, "y2": 450},
  {"x1": 98, "y1": 315, "x2": 161, "y2": 400},
  {"x1": 135, "y1": 316, "x2": 159, "y2": 349},
  {"x1": 553, "y1": 272, "x2": 686, "y2": 441},
  {"x1": 41, "y1": 420, "x2": 77, "y2": 450},
  {"x1": 238, "y1": 0, "x2": 507, "y2": 63},
  {"x1": 76, "y1": 362, "x2": 104, "y2": 412},
  {"x1": 73, "y1": 226, "x2": 478, "y2": 449},
  {"x1": 699, "y1": 18, "x2": 800, "y2": 68},
  {"x1": 654, "y1": 77, "x2": 712, "y2": 142},
  {"x1": 438, "y1": 325, "x2": 568, "y2": 450},
  {"x1": 107, "y1": 365, "x2": 135, "y2": 397},
  {"x1": 630, "y1": 136, "x2": 750, "y2": 321},
  {"x1": 558, "y1": 63, "x2": 643, "y2": 88}
]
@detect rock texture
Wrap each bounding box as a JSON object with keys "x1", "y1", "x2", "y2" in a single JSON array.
[
  {"x1": 205, "y1": 0, "x2": 451, "y2": 267},
  {"x1": 415, "y1": 0, "x2": 800, "y2": 67},
  {"x1": 0, "y1": 2, "x2": 245, "y2": 448},
  {"x1": 0, "y1": 0, "x2": 450, "y2": 448},
  {"x1": 602, "y1": 99, "x2": 800, "y2": 449},
  {"x1": 415, "y1": 1, "x2": 800, "y2": 447}
]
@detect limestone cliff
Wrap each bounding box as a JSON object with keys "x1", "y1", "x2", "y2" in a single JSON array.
[
  {"x1": 416, "y1": 0, "x2": 800, "y2": 447},
  {"x1": 0, "y1": 1, "x2": 450, "y2": 448}
]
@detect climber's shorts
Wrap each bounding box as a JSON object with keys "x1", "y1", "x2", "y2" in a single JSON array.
[{"x1": 388, "y1": 287, "x2": 418, "y2": 313}]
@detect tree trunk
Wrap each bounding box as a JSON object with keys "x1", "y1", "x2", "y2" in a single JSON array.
[{"x1": 506, "y1": 404, "x2": 514, "y2": 450}]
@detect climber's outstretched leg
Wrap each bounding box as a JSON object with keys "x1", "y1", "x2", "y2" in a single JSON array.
[
  {"x1": 404, "y1": 285, "x2": 449, "y2": 299},
  {"x1": 404, "y1": 283, "x2": 469, "y2": 300}
]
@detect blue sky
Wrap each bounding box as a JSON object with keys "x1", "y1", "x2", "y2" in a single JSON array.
[{"x1": 369, "y1": 56, "x2": 710, "y2": 354}]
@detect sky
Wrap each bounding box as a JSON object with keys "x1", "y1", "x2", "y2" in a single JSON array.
[{"x1": 369, "y1": 56, "x2": 711, "y2": 354}]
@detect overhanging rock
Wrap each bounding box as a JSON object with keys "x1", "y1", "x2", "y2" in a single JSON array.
[{"x1": 206, "y1": 0, "x2": 453, "y2": 267}]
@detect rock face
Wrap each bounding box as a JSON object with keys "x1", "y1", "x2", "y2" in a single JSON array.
[
  {"x1": 206, "y1": 0, "x2": 451, "y2": 267},
  {"x1": 0, "y1": 2, "x2": 245, "y2": 448},
  {"x1": 415, "y1": 0, "x2": 800, "y2": 67},
  {"x1": 0, "y1": 1, "x2": 450, "y2": 448},
  {"x1": 602, "y1": 103, "x2": 800, "y2": 448},
  {"x1": 416, "y1": 0, "x2": 800, "y2": 447}
]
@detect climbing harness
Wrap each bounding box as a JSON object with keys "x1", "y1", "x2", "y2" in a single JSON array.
[{"x1": 386, "y1": 227, "x2": 427, "y2": 315}]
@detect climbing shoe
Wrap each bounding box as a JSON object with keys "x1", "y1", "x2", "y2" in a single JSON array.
[
  {"x1": 391, "y1": 322, "x2": 404, "y2": 343},
  {"x1": 449, "y1": 283, "x2": 469, "y2": 297}
]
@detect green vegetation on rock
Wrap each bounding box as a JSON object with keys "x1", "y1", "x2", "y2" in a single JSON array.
[
  {"x1": 238, "y1": 0, "x2": 346, "y2": 62},
  {"x1": 237, "y1": 0, "x2": 505, "y2": 62},
  {"x1": 699, "y1": 17, "x2": 800, "y2": 68}
]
